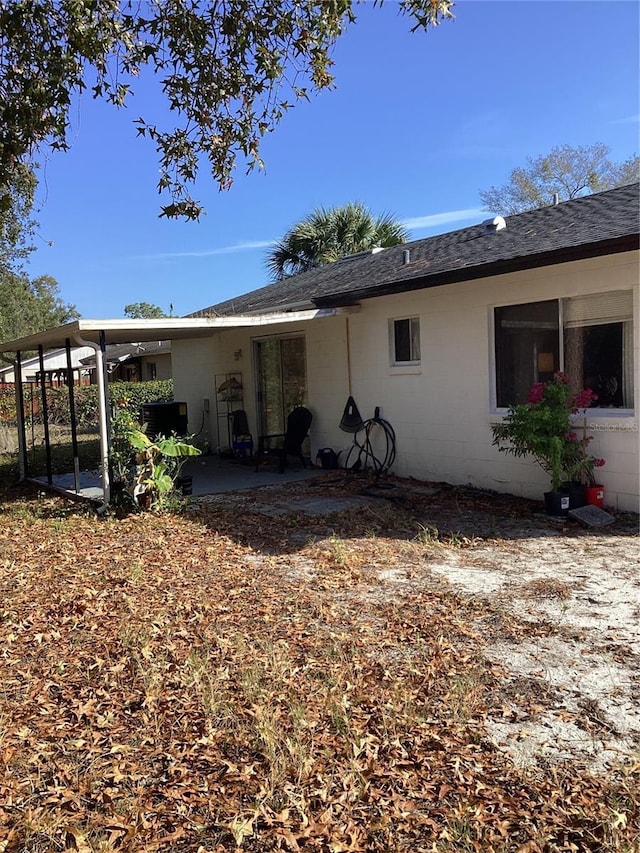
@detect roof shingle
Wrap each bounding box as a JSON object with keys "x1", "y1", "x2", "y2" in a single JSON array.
[{"x1": 191, "y1": 183, "x2": 639, "y2": 317}]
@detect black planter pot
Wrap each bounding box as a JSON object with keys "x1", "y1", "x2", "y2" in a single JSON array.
[
  {"x1": 175, "y1": 475, "x2": 193, "y2": 496},
  {"x1": 563, "y1": 481, "x2": 587, "y2": 509},
  {"x1": 110, "y1": 479, "x2": 129, "y2": 508},
  {"x1": 112, "y1": 479, "x2": 126, "y2": 497},
  {"x1": 544, "y1": 489, "x2": 571, "y2": 517}
]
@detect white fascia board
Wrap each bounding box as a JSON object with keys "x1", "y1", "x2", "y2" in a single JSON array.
[{"x1": 0, "y1": 306, "x2": 359, "y2": 353}]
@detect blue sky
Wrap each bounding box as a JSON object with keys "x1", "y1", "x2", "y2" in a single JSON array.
[{"x1": 27, "y1": 0, "x2": 639, "y2": 319}]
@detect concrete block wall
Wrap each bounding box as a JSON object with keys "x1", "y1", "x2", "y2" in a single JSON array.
[
  {"x1": 332, "y1": 253, "x2": 639, "y2": 511},
  {"x1": 171, "y1": 251, "x2": 639, "y2": 511}
]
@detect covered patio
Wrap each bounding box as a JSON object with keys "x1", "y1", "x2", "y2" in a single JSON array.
[{"x1": 0, "y1": 310, "x2": 352, "y2": 506}]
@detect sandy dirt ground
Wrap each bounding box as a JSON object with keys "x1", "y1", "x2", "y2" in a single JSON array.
[
  {"x1": 425, "y1": 531, "x2": 640, "y2": 772},
  {"x1": 198, "y1": 474, "x2": 640, "y2": 773}
]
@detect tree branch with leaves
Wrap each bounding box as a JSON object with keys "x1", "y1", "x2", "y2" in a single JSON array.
[
  {"x1": 0, "y1": 0, "x2": 454, "y2": 221},
  {"x1": 124, "y1": 302, "x2": 168, "y2": 319},
  {"x1": 0, "y1": 162, "x2": 37, "y2": 269}
]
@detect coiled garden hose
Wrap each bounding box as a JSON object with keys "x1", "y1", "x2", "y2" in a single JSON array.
[{"x1": 342, "y1": 408, "x2": 396, "y2": 476}]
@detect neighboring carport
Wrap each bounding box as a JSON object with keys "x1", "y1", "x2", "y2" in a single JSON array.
[{"x1": 0, "y1": 309, "x2": 354, "y2": 506}]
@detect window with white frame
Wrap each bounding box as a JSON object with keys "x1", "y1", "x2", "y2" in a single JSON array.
[
  {"x1": 390, "y1": 316, "x2": 421, "y2": 366},
  {"x1": 494, "y1": 290, "x2": 634, "y2": 408}
]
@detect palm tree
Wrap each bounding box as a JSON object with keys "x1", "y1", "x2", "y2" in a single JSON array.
[{"x1": 266, "y1": 202, "x2": 408, "y2": 280}]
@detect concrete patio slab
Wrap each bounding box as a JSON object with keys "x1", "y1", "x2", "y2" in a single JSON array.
[
  {"x1": 32, "y1": 455, "x2": 327, "y2": 504},
  {"x1": 182, "y1": 455, "x2": 325, "y2": 494}
]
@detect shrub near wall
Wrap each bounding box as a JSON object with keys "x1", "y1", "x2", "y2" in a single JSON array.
[
  {"x1": 46, "y1": 385, "x2": 98, "y2": 430},
  {"x1": 0, "y1": 380, "x2": 173, "y2": 431},
  {"x1": 109, "y1": 381, "x2": 174, "y2": 425}
]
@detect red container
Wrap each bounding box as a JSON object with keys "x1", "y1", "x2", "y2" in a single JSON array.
[{"x1": 585, "y1": 485, "x2": 604, "y2": 507}]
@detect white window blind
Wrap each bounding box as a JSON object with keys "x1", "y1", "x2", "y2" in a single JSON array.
[{"x1": 563, "y1": 290, "x2": 633, "y2": 328}]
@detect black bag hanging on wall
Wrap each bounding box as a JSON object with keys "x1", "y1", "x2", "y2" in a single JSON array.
[{"x1": 339, "y1": 396, "x2": 364, "y2": 433}]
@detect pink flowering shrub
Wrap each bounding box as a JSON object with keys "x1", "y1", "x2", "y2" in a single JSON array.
[
  {"x1": 527, "y1": 383, "x2": 546, "y2": 405},
  {"x1": 492, "y1": 372, "x2": 604, "y2": 492}
]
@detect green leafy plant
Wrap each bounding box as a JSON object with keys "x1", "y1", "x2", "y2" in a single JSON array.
[
  {"x1": 107, "y1": 394, "x2": 200, "y2": 511},
  {"x1": 109, "y1": 404, "x2": 139, "y2": 487},
  {"x1": 563, "y1": 429, "x2": 606, "y2": 487},
  {"x1": 127, "y1": 429, "x2": 201, "y2": 510},
  {"x1": 491, "y1": 372, "x2": 602, "y2": 493}
]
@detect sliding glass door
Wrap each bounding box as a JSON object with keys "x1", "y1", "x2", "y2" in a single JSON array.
[{"x1": 255, "y1": 336, "x2": 307, "y2": 435}]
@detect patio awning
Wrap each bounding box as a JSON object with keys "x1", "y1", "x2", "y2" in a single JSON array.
[
  {"x1": 0, "y1": 306, "x2": 358, "y2": 354},
  {"x1": 0, "y1": 306, "x2": 358, "y2": 508}
]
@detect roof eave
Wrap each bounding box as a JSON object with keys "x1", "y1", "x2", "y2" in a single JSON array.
[{"x1": 0, "y1": 307, "x2": 360, "y2": 354}]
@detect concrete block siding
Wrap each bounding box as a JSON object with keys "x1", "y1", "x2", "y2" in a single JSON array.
[{"x1": 172, "y1": 252, "x2": 639, "y2": 512}]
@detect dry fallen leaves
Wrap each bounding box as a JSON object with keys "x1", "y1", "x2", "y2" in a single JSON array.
[{"x1": 0, "y1": 481, "x2": 638, "y2": 852}]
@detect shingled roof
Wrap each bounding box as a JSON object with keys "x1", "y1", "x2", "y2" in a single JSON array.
[{"x1": 192, "y1": 183, "x2": 639, "y2": 317}]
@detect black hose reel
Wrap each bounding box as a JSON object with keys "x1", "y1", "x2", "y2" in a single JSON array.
[{"x1": 341, "y1": 406, "x2": 396, "y2": 476}]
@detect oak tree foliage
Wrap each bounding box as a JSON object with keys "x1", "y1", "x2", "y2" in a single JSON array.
[
  {"x1": 124, "y1": 302, "x2": 169, "y2": 319},
  {"x1": 0, "y1": 271, "x2": 78, "y2": 344},
  {"x1": 480, "y1": 143, "x2": 640, "y2": 215},
  {"x1": 0, "y1": 0, "x2": 454, "y2": 221},
  {"x1": 0, "y1": 155, "x2": 76, "y2": 346},
  {"x1": 0, "y1": 162, "x2": 37, "y2": 268}
]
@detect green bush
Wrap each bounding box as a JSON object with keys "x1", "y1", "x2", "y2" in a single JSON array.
[
  {"x1": 0, "y1": 380, "x2": 173, "y2": 430},
  {"x1": 0, "y1": 385, "x2": 44, "y2": 424},
  {"x1": 491, "y1": 372, "x2": 600, "y2": 492},
  {"x1": 109, "y1": 380, "x2": 174, "y2": 422},
  {"x1": 45, "y1": 385, "x2": 97, "y2": 429},
  {"x1": 0, "y1": 387, "x2": 16, "y2": 421}
]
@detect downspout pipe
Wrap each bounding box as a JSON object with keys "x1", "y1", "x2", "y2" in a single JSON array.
[{"x1": 73, "y1": 333, "x2": 110, "y2": 507}]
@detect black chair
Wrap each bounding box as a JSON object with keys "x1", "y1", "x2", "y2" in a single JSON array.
[
  {"x1": 255, "y1": 406, "x2": 313, "y2": 473},
  {"x1": 230, "y1": 409, "x2": 253, "y2": 458}
]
